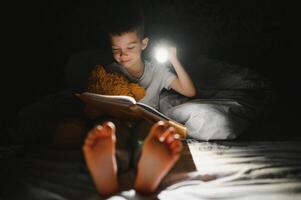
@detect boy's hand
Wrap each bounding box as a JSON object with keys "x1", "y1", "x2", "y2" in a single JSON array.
[{"x1": 168, "y1": 47, "x2": 178, "y2": 64}]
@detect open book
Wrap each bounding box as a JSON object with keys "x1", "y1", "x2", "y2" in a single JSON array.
[{"x1": 76, "y1": 92, "x2": 187, "y2": 138}]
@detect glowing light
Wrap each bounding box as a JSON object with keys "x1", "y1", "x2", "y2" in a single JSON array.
[{"x1": 155, "y1": 47, "x2": 169, "y2": 63}]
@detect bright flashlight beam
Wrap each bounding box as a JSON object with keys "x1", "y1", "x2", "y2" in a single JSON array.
[{"x1": 155, "y1": 47, "x2": 169, "y2": 63}]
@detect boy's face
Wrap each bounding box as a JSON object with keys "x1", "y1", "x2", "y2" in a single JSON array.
[{"x1": 110, "y1": 31, "x2": 148, "y2": 69}]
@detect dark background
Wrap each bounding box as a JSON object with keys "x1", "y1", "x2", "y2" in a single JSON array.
[{"x1": 2, "y1": 0, "x2": 300, "y2": 139}]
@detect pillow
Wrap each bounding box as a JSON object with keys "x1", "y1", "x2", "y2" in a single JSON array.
[{"x1": 160, "y1": 93, "x2": 251, "y2": 141}]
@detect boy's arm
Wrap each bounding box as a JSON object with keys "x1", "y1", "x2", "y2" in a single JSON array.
[{"x1": 168, "y1": 47, "x2": 196, "y2": 97}]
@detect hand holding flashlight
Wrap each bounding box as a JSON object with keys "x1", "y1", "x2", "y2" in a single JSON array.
[
  {"x1": 167, "y1": 46, "x2": 178, "y2": 64},
  {"x1": 155, "y1": 46, "x2": 179, "y2": 64},
  {"x1": 154, "y1": 41, "x2": 196, "y2": 97}
]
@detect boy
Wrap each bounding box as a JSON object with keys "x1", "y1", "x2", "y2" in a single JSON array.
[{"x1": 83, "y1": 6, "x2": 196, "y2": 196}]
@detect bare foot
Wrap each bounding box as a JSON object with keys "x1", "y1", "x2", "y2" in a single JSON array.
[
  {"x1": 82, "y1": 121, "x2": 119, "y2": 196},
  {"x1": 134, "y1": 121, "x2": 183, "y2": 194}
]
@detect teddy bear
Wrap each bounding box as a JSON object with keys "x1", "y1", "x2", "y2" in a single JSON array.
[
  {"x1": 53, "y1": 65, "x2": 146, "y2": 147},
  {"x1": 83, "y1": 64, "x2": 146, "y2": 119},
  {"x1": 87, "y1": 65, "x2": 145, "y2": 101}
]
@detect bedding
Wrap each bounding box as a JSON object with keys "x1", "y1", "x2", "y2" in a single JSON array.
[
  {"x1": 1, "y1": 140, "x2": 300, "y2": 199},
  {"x1": 177, "y1": 140, "x2": 301, "y2": 200},
  {"x1": 159, "y1": 91, "x2": 253, "y2": 140}
]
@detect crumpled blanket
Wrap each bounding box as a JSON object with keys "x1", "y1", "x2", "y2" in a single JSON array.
[{"x1": 1, "y1": 141, "x2": 300, "y2": 200}]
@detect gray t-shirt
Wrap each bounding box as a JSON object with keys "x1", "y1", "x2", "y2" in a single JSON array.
[{"x1": 106, "y1": 60, "x2": 176, "y2": 109}]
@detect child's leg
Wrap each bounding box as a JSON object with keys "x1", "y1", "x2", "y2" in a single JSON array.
[{"x1": 134, "y1": 121, "x2": 183, "y2": 194}]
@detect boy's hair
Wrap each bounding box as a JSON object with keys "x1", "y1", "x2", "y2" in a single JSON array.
[{"x1": 105, "y1": 5, "x2": 145, "y2": 39}]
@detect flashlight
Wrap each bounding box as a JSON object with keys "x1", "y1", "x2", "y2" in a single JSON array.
[{"x1": 154, "y1": 46, "x2": 169, "y2": 63}]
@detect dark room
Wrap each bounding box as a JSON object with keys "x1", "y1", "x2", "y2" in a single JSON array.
[{"x1": 1, "y1": 0, "x2": 300, "y2": 199}]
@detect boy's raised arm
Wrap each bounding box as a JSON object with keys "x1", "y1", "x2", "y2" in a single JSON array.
[{"x1": 168, "y1": 47, "x2": 196, "y2": 97}]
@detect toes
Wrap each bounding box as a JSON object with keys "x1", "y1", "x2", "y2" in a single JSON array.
[
  {"x1": 159, "y1": 127, "x2": 176, "y2": 142},
  {"x1": 157, "y1": 126, "x2": 183, "y2": 155},
  {"x1": 83, "y1": 126, "x2": 102, "y2": 148},
  {"x1": 90, "y1": 121, "x2": 115, "y2": 138},
  {"x1": 102, "y1": 121, "x2": 116, "y2": 139},
  {"x1": 165, "y1": 133, "x2": 175, "y2": 145},
  {"x1": 100, "y1": 121, "x2": 116, "y2": 142},
  {"x1": 83, "y1": 121, "x2": 116, "y2": 148},
  {"x1": 172, "y1": 146, "x2": 182, "y2": 155},
  {"x1": 103, "y1": 121, "x2": 116, "y2": 130},
  {"x1": 170, "y1": 140, "x2": 178, "y2": 149},
  {"x1": 88, "y1": 125, "x2": 102, "y2": 135},
  {"x1": 170, "y1": 140, "x2": 183, "y2": 155},
  {"x1": 149, "y1": 121, "x2": 168, "y2": 139}
]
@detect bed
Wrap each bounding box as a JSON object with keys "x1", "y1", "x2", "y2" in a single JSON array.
[
  {"x1": 1, "y1": 140, "x2": 301, "y2": 199},
  {"x1": 1, "y1": 51, "x2": 299, "y2": 199}
]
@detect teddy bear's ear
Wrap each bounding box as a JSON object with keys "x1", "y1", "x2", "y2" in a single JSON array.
[
  {"x1": 87, "y1": 65, "x2": 107, "y2": 94},
  {"x1": 94, "y1": 65, "x2": 106, "y2": 75}
]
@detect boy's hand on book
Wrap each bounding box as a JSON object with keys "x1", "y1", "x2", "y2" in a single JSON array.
[{"x1": 84, "y1": 105, "x2": 104, "y2": 119}]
